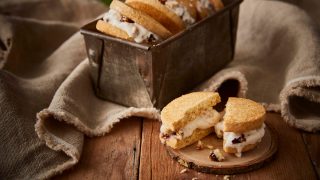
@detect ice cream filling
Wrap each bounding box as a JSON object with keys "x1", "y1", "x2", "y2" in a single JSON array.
[
  {"x1": 164, "y1": 0, "x2": 195, "y2": 26},
  {"x1": 160, "y1": 108, "x2": 220, "y2": 142},
  {"x1": 214, "y1": 120, "x2": 224, "y2": 138},
  {"x1": 223, "y1": 124, "x2": 266, "y2": 157},
  {"x1": 196, "y1": 0, "x2": 214, "y2": 12},
  {"x1": 103, "y1": 9, "x2": 160, "y2": 43}
]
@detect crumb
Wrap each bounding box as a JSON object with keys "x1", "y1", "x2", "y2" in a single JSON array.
[
  {"x1": 216, "y1": 175, "x2": 219, "y2": 177},
  {"x1": 192, "y1": 178, "x2": 198, "y2": 180},
  {"x1": 209, "y1": 149, "x2": 225, "y2": 162},
  {"x1": 196, "y1": 140, "x2": 215, "y2": 150},
  {"x1": 206, "y1": 145, "x2": 214, "y2": 149},
  {"x1": 235, "y1": 152, "x2": 242, "y2": 158},
  {"x1": 175, "y1": 130, "x2": 184, "y2": 140},
  {"x1": 196, "y1": 140, "x2": 204, "y2": 150},
  {"x1": 223, "y1": 175, "x2": 231, "y2": 180},
  {"x1": 180, "y1": 168, "x2": 188, "y2": 174}
]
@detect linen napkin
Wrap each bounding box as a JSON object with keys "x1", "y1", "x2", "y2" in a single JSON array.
[
  {"x1": 198, "y1": 0, "x2": 320, "y2": 132},
  {"x1": 1, "y1": 0, "x2": 320, "y2": 179}
]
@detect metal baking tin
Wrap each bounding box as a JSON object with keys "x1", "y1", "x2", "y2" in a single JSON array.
[{"x1": 81, "y1": 0, "x2": 243, "y2": 109}]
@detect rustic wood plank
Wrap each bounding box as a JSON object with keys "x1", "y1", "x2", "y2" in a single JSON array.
[
  {"x1": 302, "y1": 132, "x2": 320, "y2": 179},
  {"x1": 139, "y1": 113, "x2": 317, "y2": 180},
  {"x1": 54, "y1": 117, "x2": 142, "y2": 180}
]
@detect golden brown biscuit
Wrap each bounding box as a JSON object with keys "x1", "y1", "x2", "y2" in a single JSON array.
[
  {"x1": 126, "y1": 0, "x2": 185, "y2": 34},
  {"x1": 111, "y1": 0, "x2": 172, "y2": 39},
  {"x1": 160, "y1": 92, "x2": 221, "y2": 149},
  {"x1": 211, "y1": 0, "x2": 224, "y2": 11},
  {"x1": 162, "y1": 128, "x2": 213, "y2": 149},
  {"x1": 96, "y1": 20, "x2": 132, "y2": 40},
  {"x1": 161, "y1": 92, "x2": 221, "y2": 131},
  {"x1": 176, "y1": 0, "x2": 198, "y2": 21},
  {"x1": 223, "y1": 97, "x2": 266, "y2": 133}
]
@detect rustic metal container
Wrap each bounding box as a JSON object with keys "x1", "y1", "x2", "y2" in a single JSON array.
[{"x1": 81, "y1": 0, "x2": 242, "y2": 108}]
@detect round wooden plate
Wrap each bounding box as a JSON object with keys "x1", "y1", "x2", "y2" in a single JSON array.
[{"x1": 167, "y1": 123, "x2": 278, "y2": 174}]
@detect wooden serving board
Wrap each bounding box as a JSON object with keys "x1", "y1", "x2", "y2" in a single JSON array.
[{"x1": 167, "y1": 123, "x2": 278, "y2": 175}]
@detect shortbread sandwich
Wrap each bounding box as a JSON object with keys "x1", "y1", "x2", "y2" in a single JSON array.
[
  {"x1": 214, "y1": 97, "x2": 266, "y2": 157},
  {"x1": 96, "y1": 0, "x2": 171, "y2": 43},
  {"x1": 160, "y1": 92, "x2": 221, "y2": 149},
  {"x1": 126, "y1": 0, "x2": 197, "y2": 33}
]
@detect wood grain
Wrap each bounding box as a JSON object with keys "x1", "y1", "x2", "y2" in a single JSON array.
[
  {"x1": 139, "y1": 113, "x2": 318, "y2": 180},
  {"x1": 54, "y1": 113, "x2": 319, "y2": 180},
  {"x1": 54, "y1": 118, "x2": 142, "y2": 180},
  {"x1": 302, "y1": 132, "x2": 320, "y2": 179}
]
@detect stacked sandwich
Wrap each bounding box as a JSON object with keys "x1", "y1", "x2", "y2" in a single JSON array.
[
  {"x1": 96, "y1": 0, "x2": 224, "y2": 43},
  {"x1": 160, "y1": 92, "x2": 266, "y2": 158}
]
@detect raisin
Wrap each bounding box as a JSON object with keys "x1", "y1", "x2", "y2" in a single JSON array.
[
  {"x1": 159, "y1": 0, "x2": 167, "y2": 4},
  {"x1": 147, "y1": 34, "x2": 157, "y2": 43},
  {"x1": 232, "y1": 134, "x2": 246, "y2": 144},
  {"x1": 120, "y1": 16, "x2": 134, "y2": 23},
  {"x1": 209, "y1": 152, "x2": 219, "y2": 161}
]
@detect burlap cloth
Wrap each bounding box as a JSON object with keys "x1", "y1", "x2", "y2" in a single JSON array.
[{"x1": 1, "y1": 0, "x2": 320, "y2": 179}]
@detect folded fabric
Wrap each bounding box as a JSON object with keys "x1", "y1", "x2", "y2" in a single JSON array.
[
  {"x1": 198, "y1": 0, "x2": 320, "y2": 132},
  {"x1": 1, "y1": 0, "x2": 320, "y2": 179},
  {"x1": 0, "y1": 0, "x2": 107, "y2": 179}
]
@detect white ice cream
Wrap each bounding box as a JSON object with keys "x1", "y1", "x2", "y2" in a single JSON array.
[
  {"x1": 103, "y1": 9, "x2": 160, "y2": 43},
  {"x1": 165, "y1": 0, "x2": 195, "y2": 26},
  {"x1": 214, "y1": 120, "x2": 224, "y2": 138},
  {"x1": 223, "y1": 124, "x2": 266, "y2": 157},
  {"x1": 160, "y1": 109, "x2": 220, "y2": 142},
  {"x1": 196, "y1": 0, "x2": 213, "y2": 12}
]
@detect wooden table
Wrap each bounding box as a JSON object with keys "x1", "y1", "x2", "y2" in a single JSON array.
[{"x1": 55, "y1": 113, "x2": 319, "y2": 180}]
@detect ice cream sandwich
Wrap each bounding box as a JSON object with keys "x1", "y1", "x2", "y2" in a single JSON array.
[
  {"x1": 214, "y1": 97, "x2": 266, "y2": 157},
  {"x1": 160, "y1": 92, "x2": 221, "y2": 149},
  {"x1": 96, "y1": 0, "x2": 171, "y2": 43},
  {"x1": 126, "y1": 0, "x2": 197, "y2": 33}
]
